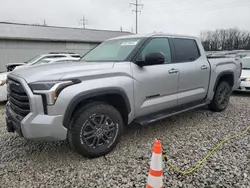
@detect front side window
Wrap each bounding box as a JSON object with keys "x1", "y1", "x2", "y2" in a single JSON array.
[
  {"x1": 81, "y1": 38, "x2": 141, "y2": 62},
  {"x1": 137, "y1": 38, "x2": 172, "y2": 64},
  {"x1": 173, "y1": 38, "x2": 200, "y2": 63}
]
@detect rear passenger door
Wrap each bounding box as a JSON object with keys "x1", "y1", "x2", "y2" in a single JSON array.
[{"x1": 172, "y1": 38, "x2": 210, "y2": 105}]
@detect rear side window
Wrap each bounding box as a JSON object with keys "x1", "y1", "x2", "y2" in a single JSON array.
[{"x1": 173, "y1": 38, "x2": 200, "y2": 63}]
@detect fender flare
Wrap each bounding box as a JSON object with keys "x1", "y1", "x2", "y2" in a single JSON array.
[
  {"x1": 63, "y1": 87, "x2": 131, "y2": 128},
  {"x1": 213, "y1": 71, "x2": 234, "y2": 91}
]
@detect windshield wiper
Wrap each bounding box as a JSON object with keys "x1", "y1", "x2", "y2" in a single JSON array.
[{"x1": 242, "y1": 67, "x2": 250, "y2": 69}]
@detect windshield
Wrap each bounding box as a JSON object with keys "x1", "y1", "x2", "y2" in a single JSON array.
[
  {"x1": 33, "y1": 59, "x2": 51, "y2": 65},
  {"x1": 242, "y1": 58, "x2": 250, "y2": 69},
  {"x1": 26, "y1": 55, "x2": 42, "y2": 64},
  {"x1": 81, "y1": 38, "x2": 141, "y2": 62}
]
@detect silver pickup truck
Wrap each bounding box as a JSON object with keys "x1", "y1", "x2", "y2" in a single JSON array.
[{"x1": 6, "y1": 33, "x2": 241, "y2": 158}]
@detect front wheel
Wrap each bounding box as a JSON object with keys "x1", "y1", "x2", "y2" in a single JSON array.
[
  {"x1": 68, "y1": 102, "x2": 123, "y2": 158},
  {"x1": 208, "y1": 81, "x2": 232, "y2": 112}
]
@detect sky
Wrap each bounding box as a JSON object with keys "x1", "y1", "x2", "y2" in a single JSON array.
[{"x1": 0, "y1": 0, "x2": 250, "y2": 37}]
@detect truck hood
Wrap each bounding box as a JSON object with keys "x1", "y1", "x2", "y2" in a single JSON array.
[
  {"x1": 9, "y1": 61, "x2": 115, "y2": 83},
  {"x1": 241, "y1": 69, "x2": 250, "y2": 78}
]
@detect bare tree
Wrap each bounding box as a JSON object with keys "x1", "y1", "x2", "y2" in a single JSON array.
[{"x1": 201, "y1": 28, "x2": 250, "y2": 51}]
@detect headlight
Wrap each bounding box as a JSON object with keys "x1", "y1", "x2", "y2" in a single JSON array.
[
  {"x1": 29, "y1": 79, "x2": 80, "y2": 105},
  {"x1": 0, "y1": 80, "x2": 6, "y2": 86},
  {"x1": 245, "y1": 78, "x2": 250, "y2": 82}
]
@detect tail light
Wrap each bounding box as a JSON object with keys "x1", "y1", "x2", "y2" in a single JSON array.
[{"x1": 239, "y1": 62, "x2": 242, "y2": 78}]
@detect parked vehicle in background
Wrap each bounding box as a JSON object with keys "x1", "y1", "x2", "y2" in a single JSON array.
[
  {"x1": 236, "y1": 56, "x2": 250, "y2": 92},
  {"x1": 6, "y1": 33, "x2": 241, "y2": 158},
  {"x1": 235, "y1": 53, "x2": 247, "y2": 59},
  {"x1": 6, "y1": 52, "x2": 82, "y2": 71},
  {"x1": 14, "y1": 57, "x2": 80, "y2": 70},
  {"x1": 0, "y1": 72, "x2": 8, "y2": 102},
  {"x1": 1, "y1": 57, "x2": 80, "y2": 102}
]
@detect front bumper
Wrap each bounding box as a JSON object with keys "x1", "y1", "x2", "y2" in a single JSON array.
[
  {"x1": 6, "y1": 102, "x2": 67, "y2": 141},
  {"x1": 235, "y1": 81, "x2": 250, "y2": 92},
  {"x1": 5, "y1": 72, "x2": 68, "y2": 142}
]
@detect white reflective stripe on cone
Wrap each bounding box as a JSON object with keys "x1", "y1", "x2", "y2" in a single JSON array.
[
  {"x1": 147, "y1": 175, "x2": 163, "y2": 188},
  {"x1": 150, "y1": 153, "x2": 162, "y2": 171}
]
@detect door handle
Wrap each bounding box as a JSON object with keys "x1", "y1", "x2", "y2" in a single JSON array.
[
  {"x1": 168, "y1": 68, "x2": 179, "y2": 74},
  {"x1": 201, "y1": 65, "x2": 209, "y2": 70}
]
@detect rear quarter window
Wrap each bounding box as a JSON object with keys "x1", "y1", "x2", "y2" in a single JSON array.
[{"x1": 173, "y1": 38, "x2": 200, "y2": 63}]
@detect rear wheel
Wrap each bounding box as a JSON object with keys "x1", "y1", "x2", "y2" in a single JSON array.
[
  {"x1": 208, "y1": 81, "x2": 231, "y2": 112},
  {"x1": 68, "y1": 102, "x2": 123, "y2": 158}
]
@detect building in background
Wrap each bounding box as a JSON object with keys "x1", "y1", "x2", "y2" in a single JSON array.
[{"x1": 0, "y1": 22, "x2": 131, "y2": 71}]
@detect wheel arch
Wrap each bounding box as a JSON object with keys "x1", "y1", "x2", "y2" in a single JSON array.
[
  {"x1": 63, "y1": 87, "x2": 131, "y2": 128},
  {"x1": 213, "y1": 71, "x2": 234, "y2": 91}
]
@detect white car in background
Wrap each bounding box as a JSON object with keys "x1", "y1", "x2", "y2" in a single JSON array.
[
  {"x1": 0, "y1": 72, "x2": 8, "y2": 102},
  {"x1": 236, "y1": 56, "x2": 250, "y2": 92},
  {"x1": 1, "y1": 57, "x2": 80, "y2": 101},
  {"x1": 6, "y1": 52, "x2": 82, "y2": 71},
  {"x1": 14, "y1": 57, "x2": 80, "y2": 70}
]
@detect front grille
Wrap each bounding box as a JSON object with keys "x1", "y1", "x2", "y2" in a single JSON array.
[{"x1": 7, "y1": 78, "x2": 30, "y2": 120}]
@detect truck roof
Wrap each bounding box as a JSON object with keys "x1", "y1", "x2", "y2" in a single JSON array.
[{"x1": 108, "y1": 32, "x2": 199, "y2": 41}]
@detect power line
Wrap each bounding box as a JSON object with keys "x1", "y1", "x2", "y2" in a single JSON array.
[
  {"x1": 130, "y1": 0, "x2": 143, "y2": 34},
  {"x1": 171, "y1": 0, "x2": 250, "y2": 12},
  {"x1": 144, "y1": 0, "x2": 242, "y2": 6},
  {"x1": 144, "y1": 0, "x2": 248, "y2": 8},
  {"x1": 145, "y1": 0, "x2": 250, "y2": 12}
]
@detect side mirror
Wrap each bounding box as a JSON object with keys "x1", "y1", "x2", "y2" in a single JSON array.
[
  {"x1": 144, "y1": 52, "x2": 165, "y2": 66},
  {"x1": 136, "y1": 60, "x2": 145, "y2": 67}
]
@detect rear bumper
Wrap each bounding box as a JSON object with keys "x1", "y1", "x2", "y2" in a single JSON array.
[
  {"x1": 235, "y1": 81, "x2": 250, "y2": 92},
  {"x1": 6, "y1": 102, "x2": 67, "y2": 141}
]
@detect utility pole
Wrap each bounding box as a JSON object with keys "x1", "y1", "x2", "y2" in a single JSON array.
[
  {"x1": 130, "y1": 0, "x2": 143, "y2": 34},
  {"x1": 80, "y1": 15, "x2": 87, "y2": 29}
]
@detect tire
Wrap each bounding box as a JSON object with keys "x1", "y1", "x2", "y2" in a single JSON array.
[
  {"x1": 68, "y1": 102, "x2": 123, "y2": 158},
  {"x1": 208, "y1": 81, "x2": 232, "y2": 112}
]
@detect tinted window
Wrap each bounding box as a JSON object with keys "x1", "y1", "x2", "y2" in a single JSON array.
[
  {"x1": 173, "y1": 38, "x2": 200, "y2": 62},
  {"x1": 138, "y1": 38, "x2": 171, "y2": 64},
  {"x1": 49, "y1": 55, "x2": 66, "y2": 58},
  {"x1": 71, "y1": 55, "x2": 81, "y2": 58}
]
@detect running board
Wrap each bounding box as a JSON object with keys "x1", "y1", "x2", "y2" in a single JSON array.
[{"x1": 134, "y1": 103, "x2": 207, "y2": 126}]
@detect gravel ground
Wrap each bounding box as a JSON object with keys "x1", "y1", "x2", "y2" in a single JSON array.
[{"x1": 0, "y1": 94, "x2": 250, "y2": 188}]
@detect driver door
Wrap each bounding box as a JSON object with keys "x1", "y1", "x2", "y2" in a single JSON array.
[{"x1": 131, "y1": 37, "x2": 179, "y2": 117}]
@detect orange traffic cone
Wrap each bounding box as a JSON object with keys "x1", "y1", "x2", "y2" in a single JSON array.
[{"x1": 146, "y1": 139, "x2": 164, "y2": 188}]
